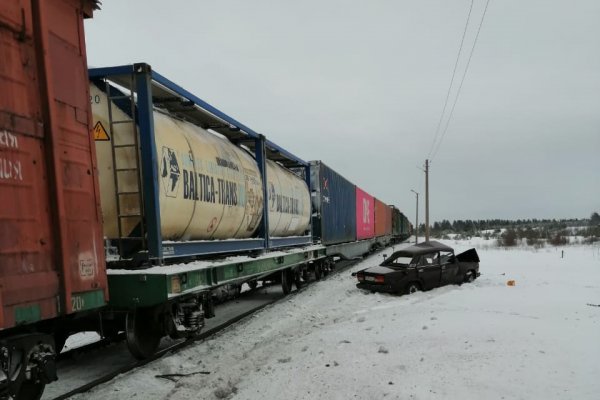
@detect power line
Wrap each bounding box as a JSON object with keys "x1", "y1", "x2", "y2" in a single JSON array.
[
  {"x1": 428, "y1": 0, "x2": 475, "y2": 159},
  {"x1": 431, "y1": 0, "x2": 492, "y2": 161}
]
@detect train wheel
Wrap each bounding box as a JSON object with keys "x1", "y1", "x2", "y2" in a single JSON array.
[
  {"x1": 281, "y1": 269, "x2": 293, "y2": 295},
  {"x1": 125, "y1": 307, "x2": 162, "y2": 360},
  {"x1": 314, "y1": 262, "x2": 323, "y2": 280},
  {"x1": 15, "y1": 381, "x2": 45, "y2": 400},
  {"x1": 248, "y1": 280, "x2": 258, "y2": 290},
  {"x1": 294, "y1": 270, "x2": 303, "y2": 290}
]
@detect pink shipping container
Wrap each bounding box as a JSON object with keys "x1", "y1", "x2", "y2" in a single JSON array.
[
  {"x1": 355, "y1": 187, "x2": 375, "y2": 240},
  {"x1": 374, "y1": 199, "x2": 392, "y2": 237}
]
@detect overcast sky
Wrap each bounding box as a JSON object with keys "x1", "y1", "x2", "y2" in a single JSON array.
[{"x1": 84, "y1": 0, "x2": 600, "y2": 223}]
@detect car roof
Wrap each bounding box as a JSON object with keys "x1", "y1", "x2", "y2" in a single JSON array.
[{"x1": 395, "y1": 240, "x2": 454, "y2": 256}]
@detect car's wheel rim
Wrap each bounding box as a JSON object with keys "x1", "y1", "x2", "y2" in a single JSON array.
[{"x1": 409, "y1": 285, "x2": 418, "y2": 294}]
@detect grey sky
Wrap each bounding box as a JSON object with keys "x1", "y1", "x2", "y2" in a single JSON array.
[{"x1": 84, "y1": 0, "x2": 600, "y2": 222}]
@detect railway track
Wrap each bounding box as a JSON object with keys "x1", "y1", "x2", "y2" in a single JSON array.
[{"x1": 48, "y1": 259, "x2": 361, "y2": 400}]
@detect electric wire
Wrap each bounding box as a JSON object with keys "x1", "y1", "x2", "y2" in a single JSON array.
[
  {"x1": 431, "y1": 0, "x2": 492, "y2": 161},
  {"x1": 427, "y1": 0, "x2": 475, "y2": 159}
]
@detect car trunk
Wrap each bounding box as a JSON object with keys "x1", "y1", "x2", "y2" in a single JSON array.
[
  {"x1": 456, "y1": 248, "x2": 480, "y2": 263},
  {"x1": 356, "y1": 266, "x2": 394, "y2": 284}
]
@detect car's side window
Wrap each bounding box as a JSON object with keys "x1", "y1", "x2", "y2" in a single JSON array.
[
  {"x1": 419, "y1": 255, "x2": 434, "y2": 266},
  {"x1": 438, "y1": 251, "x2": 454, "y2": 264}
]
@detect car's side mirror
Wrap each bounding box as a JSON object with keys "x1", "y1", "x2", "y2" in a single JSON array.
[{"x1": 382, "y1": 254, "x2": 387, "y2": 259}]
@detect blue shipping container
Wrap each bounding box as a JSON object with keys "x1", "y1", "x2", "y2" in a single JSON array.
[{"x1": 310, "y1": 161, "x2": 357, "y2": 245}]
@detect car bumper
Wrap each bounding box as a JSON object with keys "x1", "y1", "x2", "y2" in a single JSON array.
[{"x1": 356, "y1": 282, "x2": 395, "y2": 293}]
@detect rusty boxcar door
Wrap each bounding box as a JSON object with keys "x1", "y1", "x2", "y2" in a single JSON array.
[{"x1": 0, "y1": 0, "x2": 107, "y2": 330}]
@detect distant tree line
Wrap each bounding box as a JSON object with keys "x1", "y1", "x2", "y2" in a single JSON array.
[{"x1": 417, "y1": 212, "x2": 600, "y2": 247}]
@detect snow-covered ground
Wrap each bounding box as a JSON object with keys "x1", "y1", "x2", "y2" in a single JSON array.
[{"x1": 72, "y1": 241, "x2": 600, "y2": 400}]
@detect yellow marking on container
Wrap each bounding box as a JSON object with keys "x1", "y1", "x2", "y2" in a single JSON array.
[{"x1": 93, "y1": 121, "x2": 110, "y2": 141}]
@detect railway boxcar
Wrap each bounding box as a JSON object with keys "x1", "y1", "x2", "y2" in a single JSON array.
[{"x1": 0, "y1": 1, "x2": 106, "y2": 398}]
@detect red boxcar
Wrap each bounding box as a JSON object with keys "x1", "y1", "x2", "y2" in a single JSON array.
[
  {"x1": 0, "y1": 0, "x2": 106, "y2": 328},
  {"x1": 355, "y1": 187, "x2": 374, "y2": 240},
  {"x1": 0, "y1": 0, "x2": 104, "y2": 396},
  {"x1": 374, "y1": 199, "x2": 392, "y2": 237},
  {"x1": 0, "y1": 0, "x2": 107, "y2": 328}
]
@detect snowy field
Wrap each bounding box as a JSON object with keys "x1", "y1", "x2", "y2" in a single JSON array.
[{"x1": 72, "y1": 241, "x2": 600, "y2": 400}]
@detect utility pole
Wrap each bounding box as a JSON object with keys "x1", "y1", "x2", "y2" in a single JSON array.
[
  {"x1": 411, "y1": 190, "x2": 419, "y2": 244},
  {"x1": 425, "y1": 159, "x2": 430, "y2": 242}
]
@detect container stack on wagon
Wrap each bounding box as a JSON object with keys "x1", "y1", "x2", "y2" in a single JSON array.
[
  {"x1": 310, "y1": 161, "x2": 408, "y2": 259},
  {"x1": 310, "y1": 160, "x2": 356, "y2": 245},
  {"x1": 391, "y1": 206, "x2": 411, "y2": 240}
]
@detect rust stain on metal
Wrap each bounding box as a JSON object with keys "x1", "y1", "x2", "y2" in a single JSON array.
[{"x1": 0, "y1": 0, "x2": 107, "y2": 329}]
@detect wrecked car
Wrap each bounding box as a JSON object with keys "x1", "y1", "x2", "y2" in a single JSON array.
[{"x1": 352, "y1": 241, "x2": 480, "y2": 294}]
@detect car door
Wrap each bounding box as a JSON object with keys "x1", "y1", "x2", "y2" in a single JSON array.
[
  {"x1": 416, "y1": 253, "x2": 441, "y2": 289},
  {"x1": 439, "y1": 251, "x2": 460, "y2": 285}
]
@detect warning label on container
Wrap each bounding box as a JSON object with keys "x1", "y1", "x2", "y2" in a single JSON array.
[
  {"x1": 93, "y1": 121, "x2": 110, "y2": 141},
  {"x1": 79, "y1": 258, "x2": 95, "y2": 278}
]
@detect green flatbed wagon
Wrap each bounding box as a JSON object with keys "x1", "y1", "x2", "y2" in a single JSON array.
[{"x1": 106, "y1": 246, "x2": 328, "y2": 358}]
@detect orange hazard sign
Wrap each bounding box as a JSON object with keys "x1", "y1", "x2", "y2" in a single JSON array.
[{"x1": 93, "y1": 121, "x2": 110, "y2": 141}]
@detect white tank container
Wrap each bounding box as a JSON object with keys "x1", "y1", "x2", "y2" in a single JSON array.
[
  {"x1": 266, "y1": 160, "x2": 311, "y2": 236},
  {"x1": 90, "y1": 84, "x2": 310, "y2": 242}
]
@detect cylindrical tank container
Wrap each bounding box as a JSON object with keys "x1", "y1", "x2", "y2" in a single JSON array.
[
  {"x1": 266, "y1": 160, "x2": 311, "y2": 236},
  {"x1": 355, "y1": 187, "x2": 375, "y2": 240},
  {"x1": 90, "y1": 83, "x2": 310, "y2": 241}
]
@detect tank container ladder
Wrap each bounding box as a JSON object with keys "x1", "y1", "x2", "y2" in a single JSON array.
[{"x1": 105, "y1": 76, "x2": 146, "y2": 258}]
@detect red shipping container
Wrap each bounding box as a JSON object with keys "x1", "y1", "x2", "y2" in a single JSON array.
[
  {"x1": 0, "y1": 0, "x2": 106, "y2": 330},
  {"x1": 355, "y1": 187, "x2": 375, "y2": 240},
  {"x1": 374, "y1": 199, "x2": 392, "y2": 237}
]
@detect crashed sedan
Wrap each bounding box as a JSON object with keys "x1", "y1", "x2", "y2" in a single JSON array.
[{"x1": 353, "y1": 241, "x2": 480, "y2": 294}]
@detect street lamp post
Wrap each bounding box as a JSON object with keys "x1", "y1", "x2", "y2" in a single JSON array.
[{"x1": 410, "y1": 189, "x2": 419, "y2": 244}]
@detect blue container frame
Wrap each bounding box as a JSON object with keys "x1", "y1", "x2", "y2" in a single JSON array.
[{"x1": 89, "y1": 63, "x2": 312, "y2": 263}]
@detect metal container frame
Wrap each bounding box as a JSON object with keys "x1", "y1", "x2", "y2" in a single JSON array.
[{"x1": 89, "y1": 64, "x2": 313, "y2": 263}]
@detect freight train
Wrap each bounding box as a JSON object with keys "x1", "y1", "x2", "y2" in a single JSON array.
[{"x1": 0, "y1": 2, "x2": 410, "y2": 399}]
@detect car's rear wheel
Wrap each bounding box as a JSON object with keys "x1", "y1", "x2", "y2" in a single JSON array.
[{"x1": 406, "y1": 282, "x2": 420, "y2": 295}]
